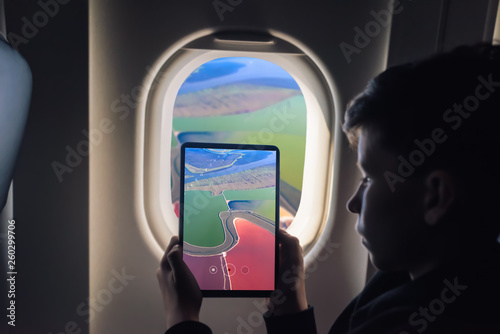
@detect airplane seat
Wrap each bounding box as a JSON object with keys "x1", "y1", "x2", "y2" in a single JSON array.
[
  {"x1": 0, "y1": 0, "x2": 32, "y2": 239},
  {"x1": 0, "y1": 3, "x2": 32, "y2": 332},
  {"x1": 0, "y1": 32, "x2": 32, "y2": 210}
]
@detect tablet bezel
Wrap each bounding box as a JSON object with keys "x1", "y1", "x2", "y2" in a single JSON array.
[{"x1": 179, "y1": 142, "x2": 279, "y2": 298}]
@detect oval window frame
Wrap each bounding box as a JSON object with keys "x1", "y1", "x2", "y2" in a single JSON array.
[{"x1": 135, "y1": 30, "x2": 339, "y2": 266}]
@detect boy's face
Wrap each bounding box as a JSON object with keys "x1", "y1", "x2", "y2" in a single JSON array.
[{"x1": 347, "y1": 128, "x2": 430, "y2": 273}]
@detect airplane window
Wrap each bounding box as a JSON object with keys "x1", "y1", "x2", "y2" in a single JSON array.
[
  {"x1": 169, "y1": 57, "x2": 307, "y2": 229},
  {"x1": 138, "y1": 32, "x2": 335, "y2": 259}
]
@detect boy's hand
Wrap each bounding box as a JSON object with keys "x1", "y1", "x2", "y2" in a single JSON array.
[
  {"x1": 157, "y1": 236, "x2": 202, "y2": 329},
  {"x1": 266, "y1": 227, "x2": 309, "y2": 316}
]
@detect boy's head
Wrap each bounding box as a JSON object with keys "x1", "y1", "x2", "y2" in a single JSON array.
[{"x1": 343, "y1": 43, "x2": 500, "y2": 276}]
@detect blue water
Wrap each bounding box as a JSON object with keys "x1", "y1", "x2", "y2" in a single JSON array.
[
  {"x1": 185, "y1": 149, "x2": 242, "y2": 169},
  {"x1": 177, "y1": 132, "x2": 229, "y2": 144},
  {"x1": 228, "y1": 200, "x2": 265, "y2": 211},
  {"x1": 184, "y1": 61, "x2": 245, "y2": 83},
  {"x1": 177, "y1": 57, "x2": 300, "y2": 95},
  {"x1": 184, "y1": 148, "x2": 276, "y2": 184}
]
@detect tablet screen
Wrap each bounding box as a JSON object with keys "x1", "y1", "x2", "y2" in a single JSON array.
[{"x1": 180, "y1": 142, "x2": 279, "y2": 297}]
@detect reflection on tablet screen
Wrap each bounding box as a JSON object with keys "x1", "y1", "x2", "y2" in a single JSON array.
[{"x1": 182, "y1": 147, "x2": 277, "y2": 292}]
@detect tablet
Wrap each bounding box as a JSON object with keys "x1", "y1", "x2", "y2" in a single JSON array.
[{"x1": 179, "y1": 142, "x2": 279, "y2": 297}]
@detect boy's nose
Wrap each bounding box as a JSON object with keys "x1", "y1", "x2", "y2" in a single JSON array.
[{"x1": 347, "y1": 187, "x2": 362, "y2": 214}]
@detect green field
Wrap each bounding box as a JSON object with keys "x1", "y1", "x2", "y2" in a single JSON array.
[
  {"x1": 173, "y1": 96, "x2": 306, "y2": 191},
  {"x1": 224, "y1": 187, "x2": 276, "y2": 200},
  {"x1": 183, "y1": 190, "x2": 226, "y2": 247},
  {"x1": 225, "y1": 187, "x2": 276, "y2": 221},
  {"x1": 172, "y1": 87, "x2": 307, "y2": 214},
  {"x1": 173, "y1": 96, "x2": 306, "y2": 135},
  {"x1": 228, "y1": 132, "x2": 305, "y2": 190}
]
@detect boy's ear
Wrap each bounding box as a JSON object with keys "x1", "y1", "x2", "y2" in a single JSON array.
[{"x1": 423, "y1": 170, "x2": 459, "y2": 226}]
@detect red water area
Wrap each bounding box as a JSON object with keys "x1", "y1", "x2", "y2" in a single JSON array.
[
  {"x1": 225, "y1": 219, "x2": 275, "y2": 290},
  {"x1": 183, "y1": 253, "x2": 228, "y2": 290},
  {"x1": 173, "y1": 201, "x2": 180, "y2": 218}
]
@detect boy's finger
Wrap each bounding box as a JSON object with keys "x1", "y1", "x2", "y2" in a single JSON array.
[
  {"x1": 278, "y1": 229, "x2": 301, "y2": 250},
  {"x1": 167, "y1": 244, "x2": 190, "y2": 284},
  {"x1": 160, "y1": 236, "x2": 180, "y2": 271}
]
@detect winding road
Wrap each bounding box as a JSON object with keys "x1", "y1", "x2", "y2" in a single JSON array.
[{"x1": 183, "y1": 210, "x2": 275, "y2": 256}]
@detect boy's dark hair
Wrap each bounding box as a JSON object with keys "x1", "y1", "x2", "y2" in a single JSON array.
[{"x1": 343, "y1": 43, "x2": 500, "y2": 234}]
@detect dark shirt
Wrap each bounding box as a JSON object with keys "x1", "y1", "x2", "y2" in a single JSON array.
[{"x1": 166, "y1": 321, "x2": 212, "y2": 334}]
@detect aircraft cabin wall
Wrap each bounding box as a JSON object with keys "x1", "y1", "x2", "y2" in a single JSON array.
[
  {"x1": 2, "y1": 0, "x2": 498, "y2": 333},
  {"x1": 89, "y1": 1, "x2": 392, "y2": 333},
  {"x1": 90, "y1": 1, "x2": 499, "y2": 332}
]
